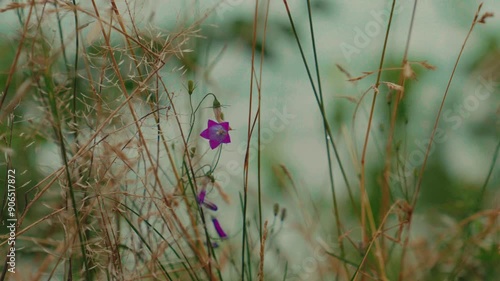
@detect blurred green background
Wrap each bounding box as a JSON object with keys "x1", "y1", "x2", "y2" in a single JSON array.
[{"x1": 0, "y1": 0, "x2": 498, "y2": 280}]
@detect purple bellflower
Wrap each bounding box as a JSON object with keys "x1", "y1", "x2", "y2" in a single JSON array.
[
  {"x1": 200, "y1": 120, "x2": 231, "y2": 149},
  {"x1": 211, "y1": 217, "x2": 228, "y2": 239},
  {"x1": 197, "y1": 188, "x2": 218, "y2": 211}
]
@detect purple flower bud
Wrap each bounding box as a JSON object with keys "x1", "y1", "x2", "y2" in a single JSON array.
[
  {"x1": 197, "y1": 188, "x2": 218, "y2": 211},
  {"x1": 212, "y1": 217, "x2": 227, "y2": 239},
  {"x1": 205, "y1": 241, "x2": 219, "y2": 248},
  {"x1": 203, "y1": 201, "x2": 218, "y2": 211},
  {"x1": 197, "y1": 189, "x2": 207, "y2": 204}
]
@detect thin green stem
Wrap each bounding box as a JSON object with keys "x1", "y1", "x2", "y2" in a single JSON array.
[
  {"x1": 71, "y1": 0, "x2": 80, "y2": 143},
  {"x1": 186, "y1": 93, "x2": 217, "y2": 143},
  {"x1": 242, "y1": 1, "x2": 261, "y2": 279},
  {"x1": 239, "y1": 194, "x2": 252, "y2": 281},
  {"x1": 209, "y1": 146, "x2": 223, "y2": 174},
  {"x1": 282, "y1": 0, "x2": 352, "y2": 197},
  {"x1": 183, "y1": 161, "x2": 220, "y2": 280},
  {"x1": 33, "y1": 2, "x2": 90, "y2": 277},
  {"x1": 256, "y1": 0, "x2": 271, "y2": 247},
  {"x1": 305, "y1": 0, "x2": 350, "y2": 276}
]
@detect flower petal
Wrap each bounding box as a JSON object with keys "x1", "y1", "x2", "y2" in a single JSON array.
[
  {"x1": 200, "y1": 128, "x2": 210, "y2": 139},
  {"x1": 220, "y1": 122, "x2": 230, "y2": 131},
  {"x1": 222, "y1": 134, "x2": 231, "y2": 144},
  {"x1": 209, "y1": 139, "x2": 221, "y2": 149},
  {"x1": 197, "y1": 189, "x2": 206, "y2": 204},
  {"x1": 201, "y1": 119, "x2": 231, "y2": 149},
  {"x1": 208, "y1": 119, "x2": 218, "y2": 128},
  {"x1": 212, "y1": 217, "x2": 227, "y2": 239},
  {"x1": 203, "y1": 201, "x2": 218, "y2": 211}
]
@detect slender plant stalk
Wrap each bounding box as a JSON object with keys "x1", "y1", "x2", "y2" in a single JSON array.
[
  {"x1": 304, "y1": 0, "x2": 351, "y2": 276},
  {"x1": 241, "y1": 0, "x2": 261, "y2": 280},
  {"x1": 31, "y1": 2, "x2": 91, "y2": 278},
  {"x1": 0, "y1": 2, "x2": 34, "y2": 112},
  {"x1": 88, "y1": 1, "x2": 216, "y2": 278},
  {"x1": 257, "y1": 0, "x2": 271, "y2": 246},
  {"x1": 380, "y1": 0, "x2": 419, "y2": 261},
  {"x1": 399, "y1": 4, "x2": 484, "y2": 280},
  {"x1": 411, "y1": 3, "x2": 483, "y2": 216},
  {"x1": 257, "y1": 221, "x2": 269, "y2": 281},
  {"x1": 71, "y1": 0, "x2": 79, "y2": 141},
  {"x1": 357, "y1": 0, "x2": 398, "y2": 279},
  {"x1": 282, "y1": 0, "x2": 353, "y2": 207}
]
